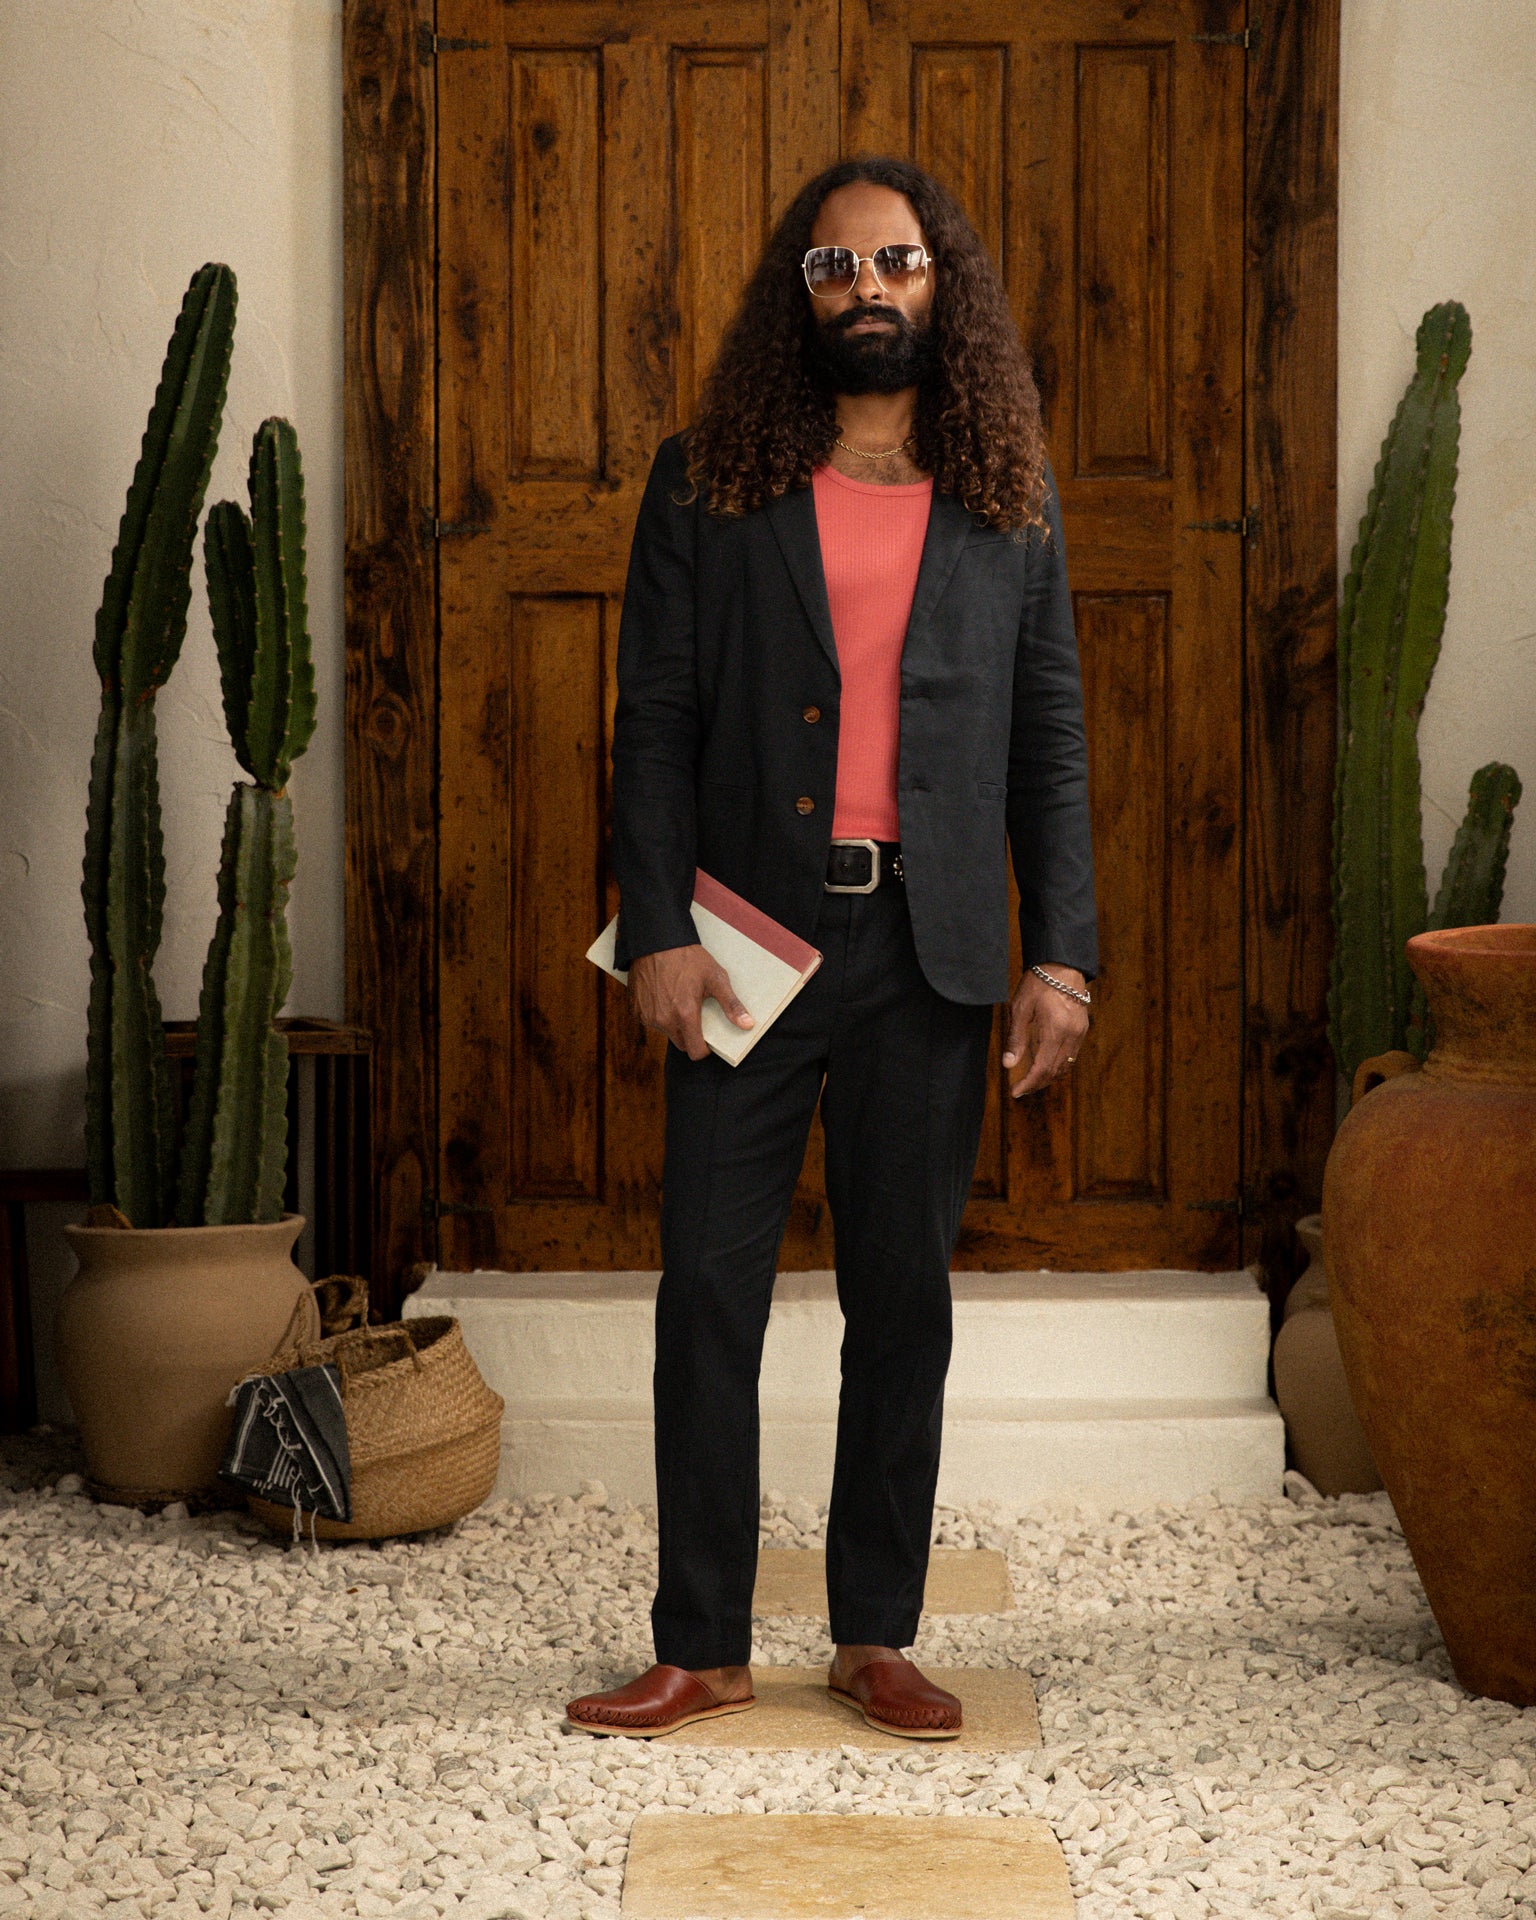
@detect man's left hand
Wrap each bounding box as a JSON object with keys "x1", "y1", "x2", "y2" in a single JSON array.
[{"x1": 1002, "y1": 965, "x2": 1091, "y2": 1098}]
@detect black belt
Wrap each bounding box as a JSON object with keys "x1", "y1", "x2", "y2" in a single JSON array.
[{"x1": 824, "y1": 838, "x2": 904, "y2": 892}]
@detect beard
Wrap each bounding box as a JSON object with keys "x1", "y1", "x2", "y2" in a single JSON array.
[{"x1": 806, "y1": 302, "x2": 937, "y2": 396}]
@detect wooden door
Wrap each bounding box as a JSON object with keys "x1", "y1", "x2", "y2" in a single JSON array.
[{"x1": 433, "y1": 0, "x2": 1247, "y2": 1271}]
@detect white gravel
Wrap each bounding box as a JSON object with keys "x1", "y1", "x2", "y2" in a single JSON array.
[{"x1": 1, "y1": 1428, "x2": 1532, "y2": 1920}]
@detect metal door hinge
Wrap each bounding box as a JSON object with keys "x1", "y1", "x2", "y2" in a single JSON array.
[
  {"x1": 417, "y1": 26, "x2": 493, "y2": 62},
  {"x1": 1185, "y1": 509, "x2": 1259, "y2": 541},
  {"x1": 422, "y1": 1192, "x2": 497, "y2": 1219},
  {"x1": 433, "y1": 517, "x2": 493, "y2": 539},
  {"x1": 1186, "y1": 1186, "x2": 1255, "y2": 1219},
  {"x1": 1193, "y1": 24, "x2": 1257, "y2": 49}
]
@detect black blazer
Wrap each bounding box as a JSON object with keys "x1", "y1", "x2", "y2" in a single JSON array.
[{"x1": 610, "y1": 434, "x2": 1097, "y2": 1005}]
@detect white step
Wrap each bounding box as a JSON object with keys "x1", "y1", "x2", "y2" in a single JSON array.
[{"x1": 405, "y1": 1269, "x2": 1284, "y2": 1513}]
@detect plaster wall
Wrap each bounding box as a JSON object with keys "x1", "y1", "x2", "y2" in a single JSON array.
[
  {"x1": 1339, "y1": 3, "x2": 1536, "y2": 922},
  {"x1": 0, "y1": 1, "x2": 345, "y2": 1175},
  {"x1": 1, "y1": 6, "x2": 1533, "y2": 1421}
]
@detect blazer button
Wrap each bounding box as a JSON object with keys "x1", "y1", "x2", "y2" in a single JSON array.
[
  {"x1": 802, "y1": 705, "x2": 821, "y2": 723},
  {"x1": 795, "y1": 795, "x2": 815, "y2": 815}
]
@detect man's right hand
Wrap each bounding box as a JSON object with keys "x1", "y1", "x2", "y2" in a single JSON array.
[{"x1": 629, "y1": 945, "x2": 754, "y2": 1060}]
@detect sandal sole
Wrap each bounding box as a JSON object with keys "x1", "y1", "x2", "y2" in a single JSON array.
[
  {"x1": 566, "y1": 1696, "x2": 757, "y2": 1739},
  {"x1": 827, "y1": 1683, "x2": 962, "y2": 1741}
]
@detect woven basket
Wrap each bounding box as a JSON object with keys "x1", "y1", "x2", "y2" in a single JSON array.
[{"x1": 240, "y1": 1303, "x2": 504, "y2": 1541}]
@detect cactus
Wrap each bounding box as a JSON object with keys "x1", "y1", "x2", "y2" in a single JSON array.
[
  {"x1": 82, "y1": 271, "x2": 318, "y2": 1232},
  {"x1": 1328, "y1": 301, "x2": 1522, "y2": 1081},
  {"x1": 177, "y1": 420, "x2": 315, "y2": 1225},
  {"x1": 82, "y1": 264, "x2": 238, "y2": 1225},
  {"x1": 1404, "y1": 760, "x2": 1523, "y2": 1056}
]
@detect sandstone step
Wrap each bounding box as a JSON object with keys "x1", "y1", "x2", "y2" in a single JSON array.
[{"x1": 405, "y1": 1267, "x2": 1284, "y2": 1512}]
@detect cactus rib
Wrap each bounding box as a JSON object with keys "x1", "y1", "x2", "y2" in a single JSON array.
[
  {"x1": 201, "y1": 786, "x2": 296, "y2": 1224},
  {"x1": 246, "y1": 420, "x2": 316, "y2": 788},
  {"x1": 205, "y1": 502, "x2": 258, "y2": 778}
]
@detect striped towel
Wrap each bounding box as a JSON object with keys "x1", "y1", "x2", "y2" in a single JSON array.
[{"x1": 221, "y1": 1363, "x2": 352, "y2": 1523}]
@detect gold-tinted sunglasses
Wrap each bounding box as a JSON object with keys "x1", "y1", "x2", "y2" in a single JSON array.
[{"x1": 802, "y1": 243, "x2": 931, "y2": 299}]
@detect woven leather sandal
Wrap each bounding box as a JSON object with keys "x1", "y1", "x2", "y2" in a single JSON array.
[{"x1": 566, "y1": 1663, "x2": 757, "y2": 1738}]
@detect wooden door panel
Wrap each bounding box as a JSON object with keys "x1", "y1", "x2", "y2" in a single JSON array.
[
  {"x1": 843, "y1": 0, "x2": 1246, "y2": 1267},
  {"x1": 1075, "y1": 46, "x2": 1170, "y2": 479}
]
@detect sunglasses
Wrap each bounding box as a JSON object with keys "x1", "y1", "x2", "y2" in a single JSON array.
[{"x1": 802, "y1": 243, "x2": 931, "y2": 299}]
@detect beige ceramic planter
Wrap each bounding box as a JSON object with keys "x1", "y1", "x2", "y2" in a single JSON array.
[
  {"x1": 1271, "y1": 1214, "x2": 1382, "y2": 1497},
  {"x1": 56, "y1": 1213, "x2": 319, "y2": 1507}
]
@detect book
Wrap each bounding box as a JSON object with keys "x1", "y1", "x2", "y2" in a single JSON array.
[{"x1": 586, "y1": 869, "x2": 823, "y2": 1065}]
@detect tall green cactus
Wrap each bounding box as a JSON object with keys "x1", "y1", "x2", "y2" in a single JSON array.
[
  {"x1": 83, "y1": 265, "x2": 238, "y2": 1224},
  {"x1": 177, "y1": 420, "x2": 316, "y2": 1226},
  {"x1": 1329, "y1": 301, "x2": 1522, "y2": 1080}
]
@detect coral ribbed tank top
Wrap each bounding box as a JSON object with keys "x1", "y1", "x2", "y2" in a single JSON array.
[{"x1": 811, "y1": 463, "x2": 934, "y2": 841}]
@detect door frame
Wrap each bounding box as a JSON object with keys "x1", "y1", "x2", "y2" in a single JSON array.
[{"x1": 343, "y1": 0, "x2": 1340, "y2": 1317}]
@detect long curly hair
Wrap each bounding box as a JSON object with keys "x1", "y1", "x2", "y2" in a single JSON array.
[{"x1": 684, "y1": 157, "x2": 1048, "y2": 532}]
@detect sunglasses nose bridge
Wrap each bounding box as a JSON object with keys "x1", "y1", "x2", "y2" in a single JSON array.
[{"x1": 853, "y1": 255, "x2": 887, "y2": 298}]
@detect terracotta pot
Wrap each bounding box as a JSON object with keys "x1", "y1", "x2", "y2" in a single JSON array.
[
  {"x1": 1323, "y1": 924, "x2": 1536, "y2": 1704},
  {"x1": 1271, "y1": 1214, "x2": 1382, "y2": 1496},
  {"x1": 56, "y1": 1213, "x2": 319, "y2": 1507}
]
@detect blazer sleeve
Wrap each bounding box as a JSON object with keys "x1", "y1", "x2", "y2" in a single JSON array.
[
  {"x1": 1005, "y1": 463, "x2": 1100, "y2": 982},
  {"x1": 610, "y1": 436, "x2": 703, "y2": 970}
]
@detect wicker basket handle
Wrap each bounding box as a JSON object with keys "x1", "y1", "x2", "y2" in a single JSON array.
[
  {"x1": 333, "y1": 1321, "x2": 427, "y2": 1395},
  {"x1": 312, "y1": 1273, "x2": 370, "y2": 1337}
]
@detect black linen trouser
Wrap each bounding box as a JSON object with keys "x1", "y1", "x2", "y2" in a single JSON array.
[{"x1": 650, "y1": 879, "x2": 994, "y2": 1669}]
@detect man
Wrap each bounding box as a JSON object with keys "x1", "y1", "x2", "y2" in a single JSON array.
[{"x1": 567, "y1": 157, "x2": 1097, "y2": 1741}]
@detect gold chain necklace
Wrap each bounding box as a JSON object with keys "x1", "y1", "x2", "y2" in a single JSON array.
[{"x1": 834, "y1": 433, "x2": 916, "y2": 461}]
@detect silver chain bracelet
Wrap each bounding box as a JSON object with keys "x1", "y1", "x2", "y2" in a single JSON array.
[{"x1": 1030, "y1": 963, "x2": 1092, "y2": 1008}]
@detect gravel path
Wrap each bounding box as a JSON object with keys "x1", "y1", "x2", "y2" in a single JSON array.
[{"x1": 1, "y1": 1430, "x2": 1532, "y2": 1920}]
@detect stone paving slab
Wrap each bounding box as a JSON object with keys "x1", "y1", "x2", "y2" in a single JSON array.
[
  {"x1": 753, "y1": 1547, "x2": 1013, "y2": 1616},
  {"x1": 621, "y1": 1812, "x2": 1074, "y2": 1918},
  {"x1": 657, "y1": 1666, "x2": 1040, "y2": 1752}
]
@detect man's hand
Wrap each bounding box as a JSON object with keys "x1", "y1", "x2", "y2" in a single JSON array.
[
  {"x1": 1002, "y1": 964, "x2": 1090, "y2": 1098},
  {"x1": 629, "y1": 944, "x2": 755, "y2": 1061}
]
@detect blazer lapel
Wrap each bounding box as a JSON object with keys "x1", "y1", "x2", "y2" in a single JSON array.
[
  {"x1": 902, "y1": 490, "x2": 974, "y2": 663},
  {"x1": 766, "y1": 483, "x2": 840, "y2": 678}
]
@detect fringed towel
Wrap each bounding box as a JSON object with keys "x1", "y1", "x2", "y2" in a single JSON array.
[{"x1": 221, "y1": 1363, "x2": 352, "y2": 1524}]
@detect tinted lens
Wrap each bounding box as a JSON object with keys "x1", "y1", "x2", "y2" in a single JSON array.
[
  {"x1": 804, "y1": 246, "x2": 858, "y2": 295},
  {"x1": 873, "y1": 244, "x2": 927, "y2": 288}
]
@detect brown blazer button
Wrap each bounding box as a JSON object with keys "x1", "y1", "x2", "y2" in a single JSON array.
[
  {"x1": 802, "y1": 705, "x2": 821, "y2": 723},
  {"x1": 795, "y1": 795, "x2": 815, "y2": 814}
]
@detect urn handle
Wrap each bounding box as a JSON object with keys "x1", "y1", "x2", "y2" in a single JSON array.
[{"x1": 1351, "y1": 1048, "x2": 1422, "y2": 1108}]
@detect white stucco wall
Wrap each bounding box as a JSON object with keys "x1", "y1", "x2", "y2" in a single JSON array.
[
  {"x1": 1, "y1": 6, "x2": 1533, "y2": 1419},
  {"x1": 0, "y1": 1, "x2": 345, "y2": 1175},
  {"x1": 1339, "y1": 4, "x2": 1536, "y2": 922}
]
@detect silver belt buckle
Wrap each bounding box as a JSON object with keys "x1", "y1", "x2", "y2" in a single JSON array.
[{"x1": 825, "y1": 836, "x2": 881, "y2": 893}]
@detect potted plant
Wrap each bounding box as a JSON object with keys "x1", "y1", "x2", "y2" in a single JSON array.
[
  {"x1": 1311, "y1": 303, "x2": 1534, "y2": 1703},
  {"x1": 1276, "y1": 302, "x2": 1521, "y2": 1500},
  {"x1": 54, "y1": 263, "x2": 322, "y2": 1505}
]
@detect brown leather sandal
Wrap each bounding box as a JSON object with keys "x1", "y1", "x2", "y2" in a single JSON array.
[
  {"x1": 827, "y1": 1655, "x2": 962, "y2": 1740},
  {"x1": 566, "y1": 1663, "x2": 757, "y2": 1738}
]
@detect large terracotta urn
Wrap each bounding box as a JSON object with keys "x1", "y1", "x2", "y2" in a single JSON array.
[
  {"x1": 56, "y1": 1213, "x2": 319, "y2": 1507},
  {"x1": 1323, "y1": 925, "x2": 1536, "y2": 1704}
]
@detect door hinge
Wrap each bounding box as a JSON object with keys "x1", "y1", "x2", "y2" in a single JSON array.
[
  {"x1": 1187, "y1": 1187, "x2": 1255, "y2": 1219},
  {"x1": 1185, "y1": 509, "x2": 1259, "y2": 541},
  {"x1": 417, "y1": 26, "x2": 493, "y2": 62},
  {"x1": 1193, "y1": 24, "x2": 1257, "y2": 50},
  {"x1": 422, "y1": 1192, "x2": 497, "y2": 1219},
  {"x1": 433, "y1": 517, "x2": 493, "y2": 539}
]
